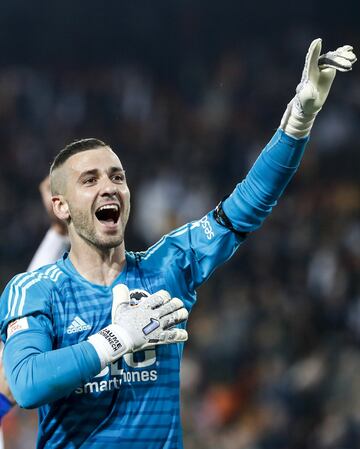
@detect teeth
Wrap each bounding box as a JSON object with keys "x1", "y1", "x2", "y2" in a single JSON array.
[{"x1": 97, "y1": 204, "x2": 119, "y2": 212}]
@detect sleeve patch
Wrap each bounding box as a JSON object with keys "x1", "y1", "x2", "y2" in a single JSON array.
[{"x1": 7, "y1": 317, "x2": 29, "y2": 339}]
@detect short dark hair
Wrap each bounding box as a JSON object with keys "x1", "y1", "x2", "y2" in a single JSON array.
[{"x1": 50, "y1": 138, "x2": 108, "y2": 173}]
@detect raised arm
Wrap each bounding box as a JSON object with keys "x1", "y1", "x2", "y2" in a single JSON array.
[
  {"x1": 144, "y1": 40, "x2": 356, "y2": 296},
  {"x1": 222, "y1": 39, "x2": 356, "y2": 233}
]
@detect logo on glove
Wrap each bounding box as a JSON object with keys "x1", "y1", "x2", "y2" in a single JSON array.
[
  {"x1": 142, "y1": 318, "x2": 160, "y2": 336},
  {"x1": 129, "y1": 289, "x2": 150, "y2": 306}
]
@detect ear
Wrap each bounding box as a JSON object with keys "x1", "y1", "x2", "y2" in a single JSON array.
[{"x1": 52, "y1": 195, "x2": 70, "y2": 221}]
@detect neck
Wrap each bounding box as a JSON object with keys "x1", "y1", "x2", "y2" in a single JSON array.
[{"x1": 69, "y1": 238, "x2": 126, "y2": 286}]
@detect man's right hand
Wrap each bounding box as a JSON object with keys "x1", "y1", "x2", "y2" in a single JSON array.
[{"x1": 88, "y1": 285, "x2": 188, "y2": 368}]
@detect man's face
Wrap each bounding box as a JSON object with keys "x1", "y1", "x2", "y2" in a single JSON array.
[{"x1": 54, "y1": 147, "x2": 130, "y2": 250}]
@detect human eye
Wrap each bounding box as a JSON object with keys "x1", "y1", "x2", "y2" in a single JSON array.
[
  {"x1": 111, "y1": 172, "x2": 126, "y2": 183},
  {"x1": 82, "y1": 176, "x2": 97, "y2": 185}
]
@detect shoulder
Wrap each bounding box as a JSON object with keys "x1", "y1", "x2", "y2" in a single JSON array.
[
  {"x1": 134, "y1": 223, "x2": 194, "y2": 263},
  {"x1": 126, "y1": 224, "x2": 196, "y2": 281},
  {"x1": 3, "y1": 263, "x2": 64, "y2": 293},
  {"x1": 3, "y1": 268, "x2": 53, "y2": 293},
  {"x1": 0, "y1": 264, "x2": 64, "y2": 325}
]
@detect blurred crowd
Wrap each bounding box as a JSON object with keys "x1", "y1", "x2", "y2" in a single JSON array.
[{"x1": 1, "y1": 23, "x2": 360, "y2": 449}]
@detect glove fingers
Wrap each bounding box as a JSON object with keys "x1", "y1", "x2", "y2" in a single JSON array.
[
  {"x1": 302, "y1": 38, "x2": 322, "y2": 82},
  {"x1": 335, "y1": 45, "x2": 356, "y2": 59},
  {"x1": 342, "y1": 50, "x2": 357, "y2": 62},
  {"x1": 157, "y1": 298, "x2": 185, "y2": 318},
  {"x1": 318, "y1": 46, "x2": 357, "y2": 72},
  {"x1": 112, "y1": 284, "x2": 130, "y2": 322},
  {"x1": 160, "y1": 308, "x2": 189, "y2": 329},
  {"x1": 143, "y1": 328, "x2": 188, "y2": 346},
  {"x1": 146, "y1": 290, "x2": 171, "y2": 309},
  {"x1": 339, "y1": 45, "x2": 353, "y2": 52},
  {"x1": 319, "y1": 61, "x2": 351, "y2": 72},
  {"x1": 319, "y1": 55, "x2": 356, "y2": 71},
  {"x1": 159, "y1": 328, "x2": 188, "y2": 344}
]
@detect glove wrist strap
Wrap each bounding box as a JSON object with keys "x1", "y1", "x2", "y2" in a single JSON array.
[
  {"x1": 88, "y1": 324, "x2": 133, "y2": 368},
  {"x1": 280, "y1": 97, "x2": 317, "y2": 139}
]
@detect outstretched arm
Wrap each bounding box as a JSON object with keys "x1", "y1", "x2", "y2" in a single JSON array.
[
  {"x1": 125, "y1": 41, "x2": 356, "y2": 304},
  {"x1": 222, "y1": 39, "x2": 356, "y2": 233}
]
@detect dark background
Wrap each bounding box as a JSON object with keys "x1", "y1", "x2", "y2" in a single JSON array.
[{"x1": 1, "y1": 2, "x2": 360, "y2": 448}]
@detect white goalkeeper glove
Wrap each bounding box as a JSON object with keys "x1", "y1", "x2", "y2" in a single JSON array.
[
  {"x1": 88, "y1": 284, "x2": 188, "y2": 368},
  {"x1": 280, "y1": 38, "x2": 357, "y2": 139}
]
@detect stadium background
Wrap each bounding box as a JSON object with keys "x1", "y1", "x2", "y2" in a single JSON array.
[{"x1": 1, "y1": 1, "x2": 360, "y2": 448}]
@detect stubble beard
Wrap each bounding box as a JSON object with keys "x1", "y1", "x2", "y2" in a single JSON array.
[{"x1": 70, "y1": 207, "x2": 127, "y2": 251}]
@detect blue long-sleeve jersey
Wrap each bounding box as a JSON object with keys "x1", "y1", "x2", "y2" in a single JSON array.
[{"x1": 0, "y1": 129, "x2": 308, "y2": 449}]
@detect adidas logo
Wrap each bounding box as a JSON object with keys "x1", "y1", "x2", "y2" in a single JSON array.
[{"x1": 67, "y1": 316, "x2": 91, "y2": 334}]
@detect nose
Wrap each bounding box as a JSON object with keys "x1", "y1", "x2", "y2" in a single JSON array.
[{"x1": 99, "y1": 177, "x2": 117, "y2": 197}]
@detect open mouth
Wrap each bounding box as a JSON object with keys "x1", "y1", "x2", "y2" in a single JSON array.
[{"x1": 95, "y1": 204, "x2": 120, "y2": 225}]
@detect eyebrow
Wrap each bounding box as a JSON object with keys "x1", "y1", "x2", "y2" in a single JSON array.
[
  {"x1": 79, "y1": 169, "x2": 98, "y2": 178},
  {"x1": 108, "y1": 166, "x2": 126, "y2": 174},
  {"x1": 78, "y1": 167, "x2": 125, "y2": 179}
]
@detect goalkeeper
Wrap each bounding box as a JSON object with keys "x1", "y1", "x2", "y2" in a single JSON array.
[{"x1": 0, "y1": 39, "x2": 356, "y2": 449}]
